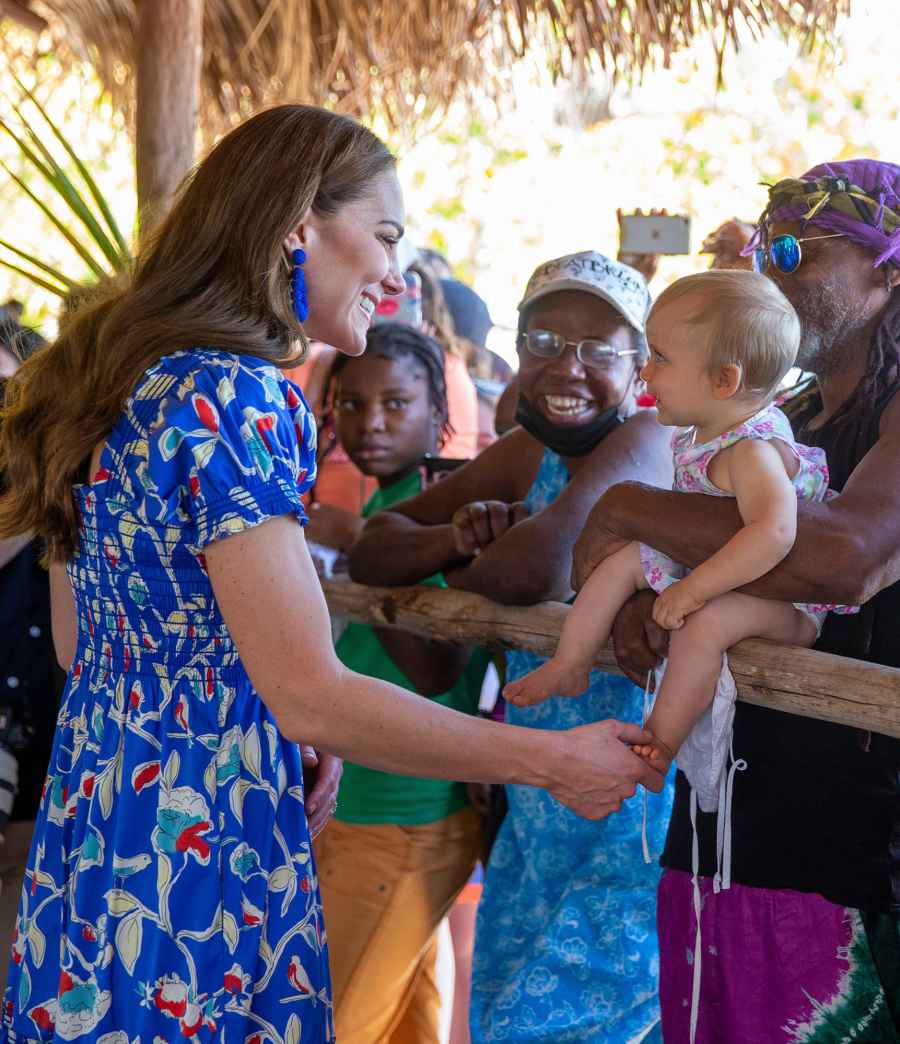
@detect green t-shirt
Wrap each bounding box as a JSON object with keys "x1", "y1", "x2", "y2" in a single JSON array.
[{"x1": 334, "y1": 469, "x2": 489, "y2": 825}]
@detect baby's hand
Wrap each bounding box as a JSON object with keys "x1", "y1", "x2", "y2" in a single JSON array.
[
  {"x1": 632, "y1": 737, "x2": 674, "y2": 775},
  {"x1": 652, "y1": 581, "x2": 706, "y2": 630}
]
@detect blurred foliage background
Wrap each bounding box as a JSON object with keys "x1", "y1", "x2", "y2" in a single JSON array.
[{"x1": 1, "y1": 0, "x2": 897, "y2": 364}]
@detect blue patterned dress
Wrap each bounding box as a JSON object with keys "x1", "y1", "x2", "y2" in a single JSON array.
[
  {"x1": 2, "y1": 351, "x2": 333, "y2": 1043},
  {"x1": 470, "y1": 449, "x2": 674, "y2": 1044}
]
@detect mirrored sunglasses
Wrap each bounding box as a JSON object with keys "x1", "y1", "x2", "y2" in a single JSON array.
[
  {"x1": 518, "y1": 329, "x2": 638, "y2": 369},
  {"x1": 752, "y1": 232, "x2": 845, "y2": 275}
]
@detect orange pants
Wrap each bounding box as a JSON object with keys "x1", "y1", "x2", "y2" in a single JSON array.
[
  {"x1": 315, "y1": 807, "x2": 481, "y2": 1044},
  {"x1": 0, "y1": 821, "x2": 34, "y2": 994}
]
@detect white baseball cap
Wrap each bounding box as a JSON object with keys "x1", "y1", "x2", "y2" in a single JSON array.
[{"x1": 517, "y1": 251, "x2": 651, "y2": 334}]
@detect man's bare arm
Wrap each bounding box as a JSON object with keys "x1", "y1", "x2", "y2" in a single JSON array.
[
  {"x1": 348, "y1": 429, "x2": 537, "y2": 587},
  {"x1": 449, "y1": 411, "x2": 672, "y2": 605},
  {"x1": 592, "y1": 398, "x2": 900, "y2": 607}
]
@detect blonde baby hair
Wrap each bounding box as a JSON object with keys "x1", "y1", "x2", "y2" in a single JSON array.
[{"x1": 650, "y1": 270, "x2": 801, "y2": 398}]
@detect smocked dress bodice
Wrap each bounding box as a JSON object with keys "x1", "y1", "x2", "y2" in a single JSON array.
[{"x1": 3, "y1": 351, "x2": 333, "y2": 1043}]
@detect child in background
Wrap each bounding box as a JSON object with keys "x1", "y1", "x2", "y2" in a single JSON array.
[
  {"x1": 505, "y1": 270, "x2": 855, "y2": 815},
  {"x1": 314, "y1": 322, "x2": 487, "y2": 1044}
]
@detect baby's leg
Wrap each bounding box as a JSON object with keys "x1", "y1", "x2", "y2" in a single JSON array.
[
  {"x1": 504, "y1": 541, "x2": 647, "y2": 706},
  {"x1": 639, "y1": 593, "x2": 817, "y2": 770}
]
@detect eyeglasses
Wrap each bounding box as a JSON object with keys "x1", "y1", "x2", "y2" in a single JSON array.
[
  {"x1": 752, "y1": 233, "x2": 845, "y2": 275},
  {"x1": 518, "y1": 329, "x2": 638, "y2": 369}
]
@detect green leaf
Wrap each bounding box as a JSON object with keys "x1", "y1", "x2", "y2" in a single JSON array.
[
  {"x1": 0, "y1": 115, "x2": 56, "y2": 184},
  {"x1": 0, "y1": 238, "x2": 76, "y2": 287},
  {"x1": 18, "y1": 964, "x2": 30, "y2": 1010},
  {"x1": 104, "y1": 889, "x2": 140, "y2": 918},
  {"x1": 0, "y1": 161, "x2": 107, "y2": 279},
  {"x1": 27, "y1": 922, "x2": 46, "y2": 968},
  {"x1": 241, "y1": 724, "x2": 262, "y2": 780},
  {"x1": 115, "y1": 910, "x2": 143, "y2": 976},
  {"x1": 222, "y1": 909, "x2": 239, "y2": 954},
  {"x1": 269, "y1": 866, "x2": 295, "y2": 892},
  {"x1": 0, "y1": 257, "x2": 67, "y2": 296},
  {"x1": 13, "y1": 75, "x2": 130, "y2": 259},
  {"x1": 157, "y1": 853, "x2": 171, "y2": 896},
  {"x1": 286, "y1": 1014, "x2": 302, "y2": 1044},
  {"x1": 12, "y1": 105, "x2": 125, "y2": 270},
  {"x1": 163, "y1": 750, "x2": 180, "y2": 788}
]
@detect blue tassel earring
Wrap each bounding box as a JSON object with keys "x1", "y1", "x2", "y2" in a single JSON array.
[{"x1": 291, "y1": 248, "x2": 309, "y2": 322}]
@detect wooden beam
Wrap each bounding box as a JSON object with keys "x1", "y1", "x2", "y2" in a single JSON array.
[
  {"x1": 135, "y1": 0, "x2": 204, "y2": 236},
  {"x1": 322, "y1": 580, "x2": 900, "y2": 740},
  {"x1": 0, "y1": 0, "x2": 47, "y2": 33}
]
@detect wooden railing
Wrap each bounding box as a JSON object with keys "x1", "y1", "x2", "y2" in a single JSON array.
[{"x1": 322, "y1": 580, "x2": 900, "y2": 740}]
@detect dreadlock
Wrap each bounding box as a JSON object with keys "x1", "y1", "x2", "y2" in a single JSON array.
[
  {"x1": 786, "y1": 287, "x2": 900, "y2": 489},
  {"x1": 317, "y1": 322, "x2": 453, "y2": 467},
  {"x1": 757, "y1": 164, "x2": 900, "y2": 487}
]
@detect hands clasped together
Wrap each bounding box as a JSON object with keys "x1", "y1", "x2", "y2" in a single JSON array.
[{"x1": 449, "y1": 496, "x2": 666, "y2": 818}]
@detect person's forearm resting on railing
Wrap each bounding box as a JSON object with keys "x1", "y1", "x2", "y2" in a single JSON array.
[{"x1": 580, "y1": 465, "x2": 900, "y2": 609}]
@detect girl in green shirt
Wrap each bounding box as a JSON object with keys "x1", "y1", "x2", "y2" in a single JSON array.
[{"x1": 313, "y1": 322, "x2": 486, "y2": 1043}]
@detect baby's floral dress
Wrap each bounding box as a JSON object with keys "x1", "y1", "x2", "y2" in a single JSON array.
[
  {"x1": 638, "y1": 403, "x2": 857, "y2": 815},
  {"x1": 639, "y1": 402, "x2": 858, "y2": 623},
  {"x1": 2, "y1": 351, "x2": 333, "y2": 1043}
]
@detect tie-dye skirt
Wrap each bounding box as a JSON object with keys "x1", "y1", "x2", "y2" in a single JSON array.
[{"x1": 658, "y1": 869, "x2": 900, "y2": 1043}]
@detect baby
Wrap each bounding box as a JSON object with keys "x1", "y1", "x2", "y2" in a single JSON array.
[{"x1": 505, "y1": 270, "x2": 854, "y2": 810}]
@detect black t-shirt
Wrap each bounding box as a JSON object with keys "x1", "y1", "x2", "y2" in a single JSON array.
[
  {"x1": 662, "y1": 383, "x2": 900, "y2": 913},
  {"x1": 0, "y1": 541, "x2": 64, "y2": 821}
]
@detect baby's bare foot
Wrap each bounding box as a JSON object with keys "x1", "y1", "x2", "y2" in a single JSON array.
[{"x1": 504, "y1": 660, "x2": 589, "y2": 707}]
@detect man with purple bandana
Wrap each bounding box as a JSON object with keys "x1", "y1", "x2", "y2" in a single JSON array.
[{"x1": 573, "y1": 159, "x2": 900, "y2": 1041}]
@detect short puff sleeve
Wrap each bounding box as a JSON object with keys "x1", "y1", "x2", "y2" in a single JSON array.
[{"x1": 145, "y1": 353, "x2": 317, "y2": 550}]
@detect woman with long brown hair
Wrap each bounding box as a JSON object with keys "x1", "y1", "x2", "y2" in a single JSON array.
[{"x1": 0, "y1": 105, "x2": 661, "y2": 1042}]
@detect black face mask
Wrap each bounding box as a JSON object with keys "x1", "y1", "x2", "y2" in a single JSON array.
[{"x1": 514, "y1": 393, "x2": 623, "y2": 458}]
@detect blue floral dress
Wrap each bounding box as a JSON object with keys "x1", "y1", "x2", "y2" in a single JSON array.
[
  {"x1": 2, "y1": 351, "x2": 333, "y2": 1043},
  {"x1": 470, "y1": 449, "x2": 674, "y2": 1044}
]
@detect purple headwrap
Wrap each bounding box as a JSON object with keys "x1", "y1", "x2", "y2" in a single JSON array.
[{"x1": 746, "y1": 159, "x2": 900, "y2": 268}]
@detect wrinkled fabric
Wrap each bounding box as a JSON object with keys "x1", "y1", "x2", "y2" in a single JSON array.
[
  {"x1": 639, "y1": 403, "x2": 855, "y2": 813},
  {"x1": 658, "y1": 869, "x2": 900, "y2": 1043},
  {"x1": 471, "y1": 448, "x2": 674, "y2": 1044},
  {"x1": 747, "y1": 159, "x2": 900, "y2": 268},
  {"x1": 2, "y1": 351, "x2": 333, "y2": 1043}
]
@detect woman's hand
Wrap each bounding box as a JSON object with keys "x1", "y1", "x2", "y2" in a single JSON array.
[
  {"x1": 208, "y1": 516, "x2": 656, "y2": 817},
  {"x1": 652, "y1": 579, "x2": 706, "y2": 630},
  {"x1": 547, "y1": 720, "x2": 665, "y2": 819},
  {"x1": 301, "y1": 746, "x2": 343, "y2": 839},
  {"x1": 451, "y1": 500, "x2": 529, "y2": 558},
  {"x1": 611, "y1": 590, "x2": 670, "y2": 688}
]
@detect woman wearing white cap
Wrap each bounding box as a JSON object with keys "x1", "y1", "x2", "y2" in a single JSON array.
[{"x1": 350, "y1": 251, "x2": 676, "y2": 1043}]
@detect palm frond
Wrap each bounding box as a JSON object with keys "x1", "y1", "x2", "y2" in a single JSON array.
[
  {"x1": 0, "y1": 161, "x2": 109, "y2": 279},
  {"x1": 12, "y1": 75, "x2": 130, "y2": 258},
  {"x1": 0, "y1": 238, "x2": 78, "y2": 288},
  {"x1": 0, "y1": 257, "x2": 68, "y2": 296},
  {"x1": 9, "y1": 103, "x2": 125, "y2": 270},
  {"x1": 0, "y1": 77, "x2": 131, "y2": 297}
]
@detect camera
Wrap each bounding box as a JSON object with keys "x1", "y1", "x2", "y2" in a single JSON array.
[{"x1": 0, "y1": 706, "x2": 25, "y2": 839}]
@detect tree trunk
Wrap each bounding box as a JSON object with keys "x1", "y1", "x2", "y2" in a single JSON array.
[
  {"x1": 135, "y1": 0, "x2": 204, "y2": 237},
  {"x1": 322, "y1": 580, "x2": 900, "y2": 739}
]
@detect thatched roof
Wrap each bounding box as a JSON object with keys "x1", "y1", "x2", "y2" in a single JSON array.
[{"x1": 6, "y1": 0, "x2": 848, "y2": 133}]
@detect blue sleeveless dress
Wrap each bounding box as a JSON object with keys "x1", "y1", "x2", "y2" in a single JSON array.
[
  {"x1": 470, "y1": 449, "x2": 674, "y2": 1043},
  {"x1": 2, "y1": 351, "x2": 333, "y2": 1042}
]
